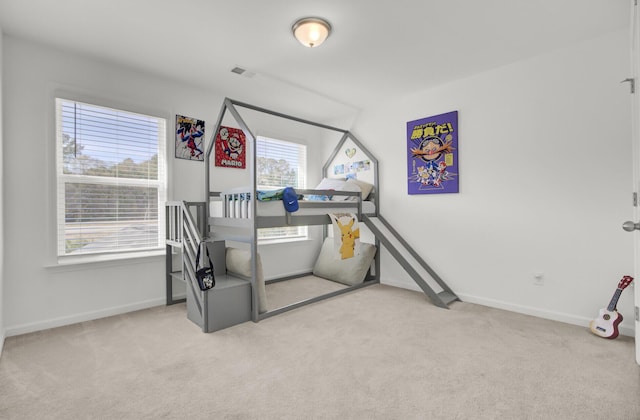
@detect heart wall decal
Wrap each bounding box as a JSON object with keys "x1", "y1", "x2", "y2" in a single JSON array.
[{"x1": 345, "y1": 148, "x2": 356, "y2": 158}]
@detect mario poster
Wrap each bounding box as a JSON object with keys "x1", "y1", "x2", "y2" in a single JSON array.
[
  {"x1": 407, "y1": 111, "x2": 458, "y2": 194},
  {"x1": 214, "y1": 126, "x2": 246, "y2": 169}
]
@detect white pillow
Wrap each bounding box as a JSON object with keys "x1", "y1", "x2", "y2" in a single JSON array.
[
  {"x1": 330, "y1": 181, "x2": 361, "y2": 201},
  {"x1": 306, "y1": 178, "x2": 346, "y2": 201},
  {"x1": 315, "y1": 177, "x2": 346, "y2": 190},
  {"x1": 226, "y1": 248, "x2": 267, "y2": 314},
  {"x1": 345, "y1": 178, "x2": 374, "y2": 201},
  {"x1": 313, "y1": 238, "x2": 377, "y2": 286}
]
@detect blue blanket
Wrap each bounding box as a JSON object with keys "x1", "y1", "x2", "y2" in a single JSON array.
[{"x1": 256, "y1": 188, "x2": 303, "y2": 201}]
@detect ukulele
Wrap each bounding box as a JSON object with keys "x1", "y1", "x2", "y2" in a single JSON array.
[{"x1": 589, "y1": 276, "x2": 634, "y2": 339}]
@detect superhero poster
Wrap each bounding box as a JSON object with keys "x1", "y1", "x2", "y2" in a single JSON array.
[
  {"x1": 214, "y1": 126, "x2": 246, "y2": 169},
  {"x1": 407, "y1": 111, "x2": 458, "y2": 194},
  {"x1": 175, "y1": 115, "x2": 205, "y2": 161}
]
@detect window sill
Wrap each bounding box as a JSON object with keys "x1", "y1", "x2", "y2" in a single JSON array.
[{"x1": 45, "y1": 249, "x2": 165, "y2": 271}]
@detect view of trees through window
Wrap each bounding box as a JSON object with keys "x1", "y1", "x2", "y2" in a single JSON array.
[
  {"x1": 255, "y1": 136, "x2": 306, "y2": 241},
  {"x1": 57, "y1": 99, "x2": 165, "y2": 256},
  {"x1": 62, "y1": 134, "x2": 159, "y2": 225},
  {"x1": 62, "y1": 133, "x2": 158, "y2": 180},
  {"x1": 256, "y1": 155, "x2": 299, "y2": 188}
]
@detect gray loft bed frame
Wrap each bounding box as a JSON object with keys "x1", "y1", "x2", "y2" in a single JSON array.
[
  {"x1": 204, "y1": 98, "x2": 381, "y2": 322},
  {"x1": 210, "y1": 188, "x2": 372, "y2": 229}
]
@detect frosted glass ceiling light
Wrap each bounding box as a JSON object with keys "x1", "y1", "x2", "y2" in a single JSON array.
[{"x1": 292, "y1": 17, "x2": 331, "y2": 48}]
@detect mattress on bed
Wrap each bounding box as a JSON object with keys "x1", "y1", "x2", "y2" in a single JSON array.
[
  {"x1": 255, "y1": 199, "x2": 375, "y2": 217},
  {"x1": 210, "y1": 199, "x2": 375, "y2": 218}
]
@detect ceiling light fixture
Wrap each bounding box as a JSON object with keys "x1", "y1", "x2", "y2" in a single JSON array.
[{"x1": 292, "y1": 17, "x2": 332, "y2": 48}]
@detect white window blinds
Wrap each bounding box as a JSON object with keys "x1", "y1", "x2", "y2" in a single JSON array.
[
  {"x1": 256, "y1": 136, "x2": 306, "y2": 189},
  {"x1": 55, "y1": 98, "x2": 167, "y2": 257},
  {"x1": 256, "y1": 136, "x2": 307, "y2": 241}
]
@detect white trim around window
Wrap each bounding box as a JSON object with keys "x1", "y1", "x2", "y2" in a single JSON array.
[{"x1": 54, "y1": 98, "x2": 167, "y2": 262}]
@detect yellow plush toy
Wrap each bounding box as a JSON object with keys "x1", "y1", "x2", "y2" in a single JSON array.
[{"x1": 337, "y1": 217, "x2": 360, "y2": 259}]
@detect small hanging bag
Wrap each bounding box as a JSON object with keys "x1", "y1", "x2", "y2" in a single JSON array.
[{"x1": 195, "y1": 241, "x2": 215, "y2": 291}]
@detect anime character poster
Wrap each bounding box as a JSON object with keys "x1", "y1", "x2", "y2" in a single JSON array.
[
  {"x1": 407, "y1": 111, "x2": 458, "y2": 194},
  {"x1": 214, "y1": 126, "x2": 246, "y2": 169},
  {"x1": 175, "y1": 115, "x2": 205, "y2": 161}
]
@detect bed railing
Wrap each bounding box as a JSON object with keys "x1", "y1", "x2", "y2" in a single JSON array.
[
  {"x1": 225, "y1": 192, "x2": 252, "y2": 218},
  {"x1": 213, "y1": 188, "x2": 364, "y2": 222}
]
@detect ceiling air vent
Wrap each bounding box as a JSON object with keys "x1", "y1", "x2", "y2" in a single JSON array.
[{"x1": 231, "y1": 66, "x2": 256, "y2": 78}]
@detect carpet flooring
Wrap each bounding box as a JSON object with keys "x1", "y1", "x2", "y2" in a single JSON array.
[{"x1": 1, "y1": 284, "x2": 639, "y2": 419}]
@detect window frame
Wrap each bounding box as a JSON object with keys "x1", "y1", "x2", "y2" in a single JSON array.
[
  {"x1": 255, "y1": 135, "x2": 308, "y2": 243},
  {"x1": 53, "y1": 97, "x2": 168, "y2": 263}
]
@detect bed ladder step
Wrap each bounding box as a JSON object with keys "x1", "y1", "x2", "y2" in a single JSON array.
[{"x1": 363, "y1": 214, "x2": 459, "y2": 309}]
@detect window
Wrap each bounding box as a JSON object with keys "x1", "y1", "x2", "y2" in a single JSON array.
[
  {"x1": 256, "y1": 136, "x2": 307, "y2": 241},
  {"x1": 55, "y1": 98, "x2": 166, "y2": 258}
]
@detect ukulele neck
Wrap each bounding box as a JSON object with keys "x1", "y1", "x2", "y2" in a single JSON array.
[{"x1": 606, "y1": 288, "x2": 623, "y2": 312}]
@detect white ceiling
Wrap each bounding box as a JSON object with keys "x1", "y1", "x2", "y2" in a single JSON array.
[{"x1": 0, "y1": 0, "x2": 630, "y2": 121}]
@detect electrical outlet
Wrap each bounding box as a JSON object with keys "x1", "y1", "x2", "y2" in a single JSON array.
[{"x1": 533, "y1": 273, "x2": 544, "y2": 286}]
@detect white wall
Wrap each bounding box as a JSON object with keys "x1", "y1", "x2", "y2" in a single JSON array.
[
  {"x1": 0, "y1": 26, "x2": 5, "y2": 353},
  {"x1": 354, "y1": 29, "x2": 636, "y2": 335},
  {"x1": 2, "y1": 36, "x2": 330, "y2": 336}
]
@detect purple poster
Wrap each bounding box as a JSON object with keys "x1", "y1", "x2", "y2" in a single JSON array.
[{"x1": 407, "y1": 111, "x2": 458, "y2": 195}]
